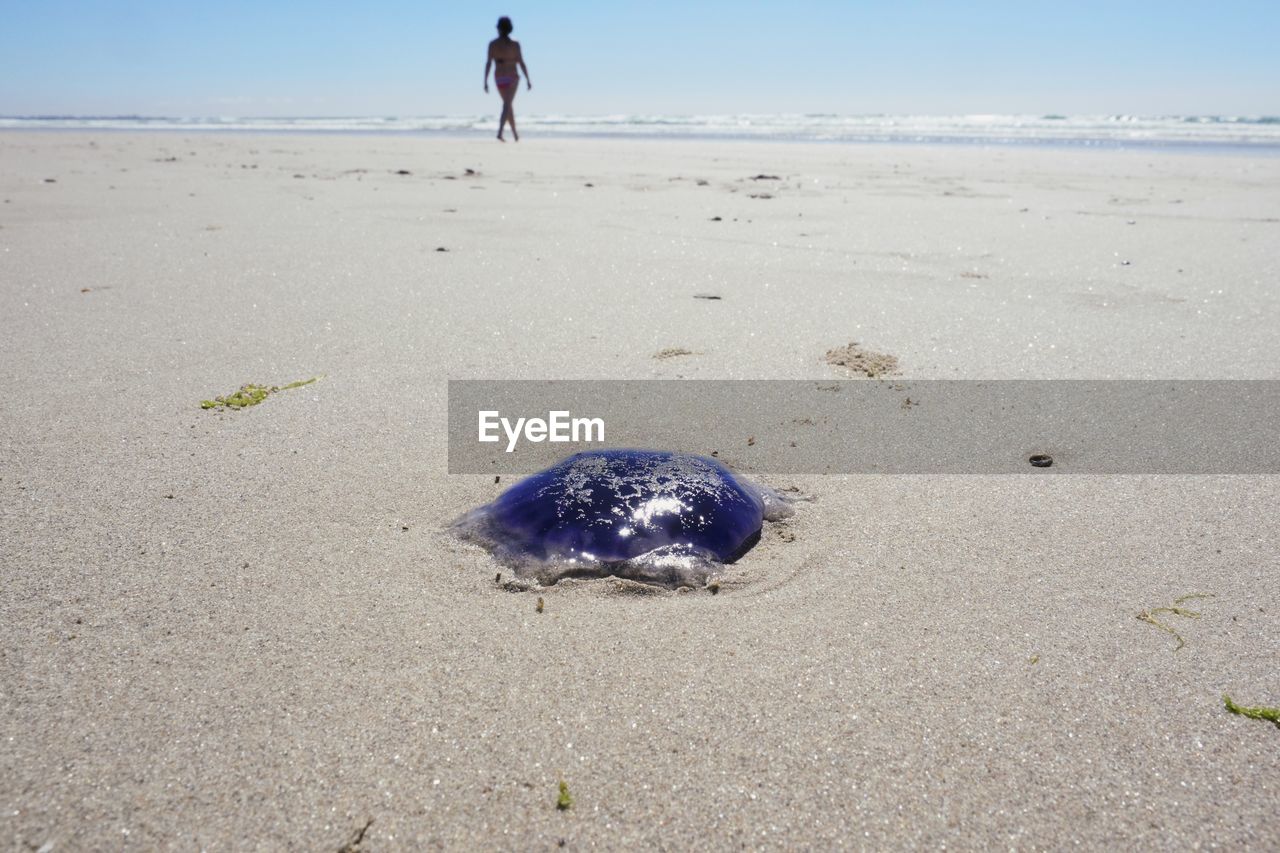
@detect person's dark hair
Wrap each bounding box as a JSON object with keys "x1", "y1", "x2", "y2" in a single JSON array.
[{"x1": 496, "y1": 16, "x2": 513, "y2": 36}]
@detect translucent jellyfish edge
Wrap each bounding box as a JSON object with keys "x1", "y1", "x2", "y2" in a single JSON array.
[{"x1": 452, "y1": 482, "x2": 794, "y2": 590}]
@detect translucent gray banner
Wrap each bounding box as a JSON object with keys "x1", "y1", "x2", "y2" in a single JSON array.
[{"x1": 447, "y1": 380, "x2": 1280, "y2": 474}]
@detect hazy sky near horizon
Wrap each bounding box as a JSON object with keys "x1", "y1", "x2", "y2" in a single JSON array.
[{"x1": 2, "y1": 1, "x2": 1277, "y2": 117}]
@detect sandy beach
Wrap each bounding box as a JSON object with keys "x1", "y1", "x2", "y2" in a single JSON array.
[{"x1": 2, "y1": 131, "x2": 1279, "y2": 849}]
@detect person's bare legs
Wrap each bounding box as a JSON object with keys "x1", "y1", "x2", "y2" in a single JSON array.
[{"x1": 498, "y1": 85, "x2": 519, "y2": 141}]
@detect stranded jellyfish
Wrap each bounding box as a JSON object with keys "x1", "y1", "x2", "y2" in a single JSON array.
[{"x1": 453, "y1": 449, "x2": 792, "y2": 587}]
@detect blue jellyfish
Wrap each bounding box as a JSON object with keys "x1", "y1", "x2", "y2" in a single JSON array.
[{"x1": 453, "y1": 449, "x2": 792, "y2": 587}]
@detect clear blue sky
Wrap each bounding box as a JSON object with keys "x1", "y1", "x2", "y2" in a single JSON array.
[{"x1": 1, "y1": 1, "x2": 1277, "y2": 117}]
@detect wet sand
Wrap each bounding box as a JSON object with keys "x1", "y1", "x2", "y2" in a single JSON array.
[{"x1": 2, "y1": 131, "x2": 1279, "y2": 848}]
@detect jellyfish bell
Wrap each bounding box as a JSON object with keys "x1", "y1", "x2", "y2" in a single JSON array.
[{"x1": 452, "y1": 449, "x2": 792, "y2": 588}]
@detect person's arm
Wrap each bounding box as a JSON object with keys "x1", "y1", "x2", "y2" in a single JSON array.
[
  {"x1": 518, "y1": 45, "x2": 531, "y2": 89},
  {"x1": 484, "y1": 54, "x2": 492, "y2": 92}
]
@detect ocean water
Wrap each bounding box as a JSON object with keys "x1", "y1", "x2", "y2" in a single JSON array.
[{"x1": 3, "y1": 114, "x2": 1279, "y2": 150}]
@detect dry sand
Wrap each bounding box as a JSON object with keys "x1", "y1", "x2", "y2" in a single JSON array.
[{"x1": 2, "y1": 131, "x2": 1279, "y2": 849}]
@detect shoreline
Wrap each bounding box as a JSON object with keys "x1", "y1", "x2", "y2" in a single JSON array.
[
  {"x1": 5, "y1": 124, "x2": 1280, "y2": 157},
  {"x1": 4, "y1": 112, "x2": 1280, "y2": 156}
]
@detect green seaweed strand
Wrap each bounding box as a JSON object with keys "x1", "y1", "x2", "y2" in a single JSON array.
[
  {"x1": 1136, "y1": 592, "x2": 1215, "y2": 651},
  {"x1": 1223, "y1": 694, "x2": 1280, "y2": 729},
  {"x1": 556, "y1": 780, "x2": 572, "y2": 810},
  {"x1": 201, "y1": 376, "x2": 319, "y2": 410}
]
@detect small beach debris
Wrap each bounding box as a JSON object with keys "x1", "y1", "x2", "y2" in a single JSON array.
[
  {"x1": 1029, "y1": 454, "x2": 1053, "y2": 468},
  {"x1": 749, "y1": 193, "x2": 773, "y2": 199},
  {"x1": 337, "y1": 818, "x2": 374, "y2": 853},
  {"x1": 435, "y1": 247, "x2": 449, "y2": 252},
  {"x1": 1223, "y1": 694, "x2": 1280, "y2": 729},
  {"x1": 584, "y1": 182, "x2": 594, "y2": 187},
  {"x1": 395, "y1": 169, "x2": 412, "y2": 175},
  {"x1": 751, "y1": 174, "x2": 781, "y2": 180},
  {"x1": 536, "y1": 596, "x2": 544, "y2": 613},
  {"x1": 43, "y1": 178, "x2": 57, "y2": 183},
  {"x1": 693, "y1": 294, "x2": 722, "y2": 300},
  {"x1": 746, "y1": 435, "x2": 755, "y2": 446},
  {"x1": 1029, "y1": 655, "x2": 1040, "y2": 665},
  {"x1": 652, "y1": 347, "x2": 694, "y2": 360},
  {"x1": 556, "y1": 780, "x2": 572, "y2": 810},
  {"x1": 200, "y1": 377, "x2": 319, "y2": 410},
  {"x1": 709, "y1": 216, "x2": 722, "y2": 221},
  {"x1": 465, "y1": 168, "x2": 477, "y2": 176},
  {"x1": 1136, "y1": 592, "x2": 1215, "y2": 651},
  {"x1": 824, "y1": 342, "x2": 900, "y2": 378},
  {"x1": 80, "y1": 287, "x2": 91, "y2": 293}
]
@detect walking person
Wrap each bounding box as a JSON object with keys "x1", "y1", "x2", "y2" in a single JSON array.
[{"x1": 484, "y1": 16, "x2": 531, "y2": 142}]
